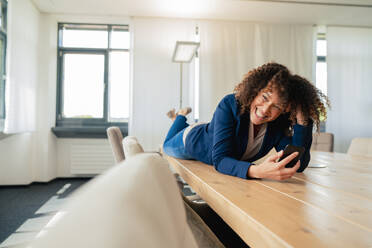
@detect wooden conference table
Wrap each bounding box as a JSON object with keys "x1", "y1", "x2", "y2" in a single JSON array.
[{"x1": 165, "y1": 151, "x2": 372, "y2": 247}]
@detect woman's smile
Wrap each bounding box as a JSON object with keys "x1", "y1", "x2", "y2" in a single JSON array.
[
  {"x1": 250, "y1": 87, "x2": 285, "y2": 125},
  {"x1": 255, "y1": 107, "x2": 267, "y2": 121}
]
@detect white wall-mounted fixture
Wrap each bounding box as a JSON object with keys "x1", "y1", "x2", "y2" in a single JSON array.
[{"x1": 172, "y1": 41, "x2": 200, "y2": 108}]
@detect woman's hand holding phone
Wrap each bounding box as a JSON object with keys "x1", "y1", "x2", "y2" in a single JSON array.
[
  {"x1": 279, "y1": 144, "x2": 305, "y2": 168},
  {"x1": 247, "y1": 150, "x2": 301, "y2": 180}
]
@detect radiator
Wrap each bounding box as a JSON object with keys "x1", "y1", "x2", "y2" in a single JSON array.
[{"x1": 70, "y1": 143, "x2": 115, "y2": 174}]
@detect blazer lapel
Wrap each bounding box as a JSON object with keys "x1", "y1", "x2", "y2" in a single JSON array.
[{"x1": 237, "y1": 113, "x2": 250, "y2": 157}]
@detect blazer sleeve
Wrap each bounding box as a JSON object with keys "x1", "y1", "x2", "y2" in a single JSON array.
[
  {"x1": 275, "y1": 122, "x2": 313, "y2": 172},
  {"x1": 211, "y1": 96, "x2": 252, "y2": 179}
]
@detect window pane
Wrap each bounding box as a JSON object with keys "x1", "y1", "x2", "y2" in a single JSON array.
[
  {"x1": 316, "y1": 62, "x2": 327, "y2": 95},
  {"x1": 110, "y1": 29, "x2": 130, "y2": 49},
  {"x1": 62, "y1": 29, "x2": 108, "y2": 48},
  {"x1": 109, "y1": 52, "x2": 129, "y2": 120},
  {"x1": 317, "y1": 40, "x2": 327, "y2": 56},
  {"x1": 63, "y1": 54, "x2": 105, "y2": 118}
]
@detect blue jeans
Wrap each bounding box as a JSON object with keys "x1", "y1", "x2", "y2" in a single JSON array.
[{"x1": 163, "y1": 115, "x2": 193, "y2": 159}]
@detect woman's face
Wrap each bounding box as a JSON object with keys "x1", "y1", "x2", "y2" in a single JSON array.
[{"x1": 250, "y1": 87, "x2": 287, "y2": 125}]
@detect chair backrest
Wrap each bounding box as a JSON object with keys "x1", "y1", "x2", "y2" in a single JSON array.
[
  {"x1": 311, "y1": 132, "x2": 334, "y2": 152},
  {"x1": 347, "y1": 137, "x2": 372, "y2": 156},
  {"x1": 122, "y1": 136, "x2": 222, "y2": 247},
  {"x1": 122, "y1": 136, "x2": 145, "y2": 158},
  {"x1": 106, "y1": 127, "x2": 125, "y2": 163},
  {"x1": 30, "y1": 153, "x2": 198, "y2": 248}
]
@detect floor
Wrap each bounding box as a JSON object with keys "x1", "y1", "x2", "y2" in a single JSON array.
[{"x1": 0, "y1": 178, "x2": 90, "y2": 248}]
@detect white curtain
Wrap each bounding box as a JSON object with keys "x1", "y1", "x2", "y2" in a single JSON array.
[
  {"x1": 198, "y1": 20, "x2": 314, "y2": 122},
  {"x1": 327, "y1": 27, "x2": 372, "y2": 153},
  {"x1": 130, "y1": 18, "x2": 314, "y2": 150},
  {"x1": 4, "y1": 0, "x2": 38, "y2": 133},
  {"x1": 130, "y1": 17, "x2": 196, "y2": 150}
]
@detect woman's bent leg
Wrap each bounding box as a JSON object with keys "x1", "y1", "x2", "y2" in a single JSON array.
[
  {"x1": 163, "y1": 115, "x2": 192, "y2": 160},
  {"x1": 164, "y1": 115, "x2": 189, "y2": 143}
]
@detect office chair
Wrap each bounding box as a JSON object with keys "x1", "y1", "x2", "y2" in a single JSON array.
[
  {"x1": 347, "y1": 137, "x2": 372, "y2": 156},
  {"x1": 106, "y1": 127, "x2": 125, "y2": 163},
  {"x1": 311, "y1": 132, "x2": 334, "y2": 152}
]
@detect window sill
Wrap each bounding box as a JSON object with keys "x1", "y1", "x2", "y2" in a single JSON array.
[
  {"x1": 51, "y1": 126, "x2": 128, "y2": 138},
  {"x1": 0, "y1": 132, "x2": 10, "y2": 140}
]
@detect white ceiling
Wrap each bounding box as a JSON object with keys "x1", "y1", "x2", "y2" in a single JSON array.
[{"x1": 31, "y1": 0, "x2": 372, "y2": 27}]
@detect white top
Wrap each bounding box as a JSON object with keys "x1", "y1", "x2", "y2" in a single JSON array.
[
  {"x1": 240, "y1": 122, "x2": 267, "y2": 161},
  {"x1": 183, "y1": 122, "x2": 206, "y2": 145}
]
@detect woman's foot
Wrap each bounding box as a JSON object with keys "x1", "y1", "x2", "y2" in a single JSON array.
[
  {"x1": 166, "y1": 107, "x2": 192, "y2": 121},
  {"x1": 177, "y1": 107, "x2": 192, "y2": 116},
  {"x1": 166, "y1": 108, "x2": 176, "y2": 121}
]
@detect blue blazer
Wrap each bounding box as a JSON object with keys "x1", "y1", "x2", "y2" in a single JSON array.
[{"x1": 185, "y1": 94, "x2": 313, "y2": 179}]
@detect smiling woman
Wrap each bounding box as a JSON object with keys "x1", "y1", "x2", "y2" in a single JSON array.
[{"x1": 163, "y1": 62, "x2": 329, "y2": 181}]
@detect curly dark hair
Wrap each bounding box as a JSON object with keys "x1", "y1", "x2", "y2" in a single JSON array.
[
  {"x1": 234, "y1": 62, "x2": 330, "y2": 132},
  {"x1": 288, "y1": 74, "x2": 330, "y2": 131}
]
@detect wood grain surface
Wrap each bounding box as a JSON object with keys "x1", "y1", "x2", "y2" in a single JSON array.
[{"x1": 164, "y1": 151, "x2": 372, "y2": 248}]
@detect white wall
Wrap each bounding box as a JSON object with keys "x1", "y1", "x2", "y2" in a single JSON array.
[
  {"x1": 0, "y1": 10, "x2": 315, "y2": 183},
  {"x1": 37, "y1": 15, "x2": 198, "y2": 175},
  {"x1": 51, "y1": 16, "x2": 195, "y2": 173},
  {"x1": 0, "y1": 0, "x2": 42, "y2": 185},
  {"x1": 4, "y1": 3, "x2": 363, "y2": 184},
  {"x1": 40, "y1": 14, "x2": 130, "y2": 177},
  {"x1": 31, "y1": 13, "x2": 59, "y2": 182},
  {"x1": 0, "y1": 8, "x2": 134, "y2": 184},
  {"x1": 130, "y1": 17, "x2": 196, "y2": 151},
  {"x1": 0, "y1": 0, "x2": 61, "y2": 185},
  {"x1": 327, "y1": 27, "x2": 372, "y2": 153}
]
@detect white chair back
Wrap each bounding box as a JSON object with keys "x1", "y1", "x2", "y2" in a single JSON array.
[
  {"x1": 106, "y1": 127, "x2": 125, "y2": 163},
  {"x1": 122, "y1": 136, "x2": 145, "y2": 158},
  {"x1": 347, "y1": 138, "x2": 372, "y2": 156},
  {"x1": 30, "y1": 154, "x2": 198, "y2": 248},
  {"x1": 311, "y1": 132, "x2": 334, "y2": 152}
]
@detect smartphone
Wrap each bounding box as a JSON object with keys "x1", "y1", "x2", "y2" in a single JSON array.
[{"x1": 278, "y1": 144, "x2": 305, "y2": 168}]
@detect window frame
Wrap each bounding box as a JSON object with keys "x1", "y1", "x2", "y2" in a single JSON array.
[
  {"x1": 54, "y1": 23, "x2": 130, "y2": 137},
  {"x1": 0, "y1": 0, "x2": 7, "y2": 131},
  {"x1": 317, "y1": 32, "x2": 326, "y2": 63}
]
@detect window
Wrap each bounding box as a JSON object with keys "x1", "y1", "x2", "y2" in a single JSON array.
[
  {"x1": 316, "y1": 30, "x2": 327, "y2": 132},
  {"x1": 54, "y1": 23, "x2": 130, "y2": 137},
  {"x1": 316, "y1": 32, "x2": 327, "y2": 96},
  {"x1": 0, "y1": 0, "x2": 7, "y2": 130}
]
